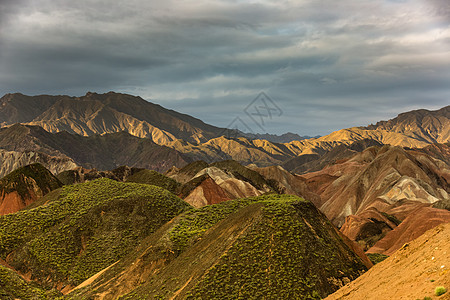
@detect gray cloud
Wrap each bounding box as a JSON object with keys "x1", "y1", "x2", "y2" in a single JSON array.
[{"x1": 0, "y1": 0, "x2": 449, "y2": 135}]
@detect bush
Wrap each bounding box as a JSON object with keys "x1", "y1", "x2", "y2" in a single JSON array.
[{"x1": 435, "y1": 286, "x2": 447, "y2": 296}]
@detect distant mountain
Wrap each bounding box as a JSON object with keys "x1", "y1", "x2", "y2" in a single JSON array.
[
  {"x1": 365, "y1": 106, "x2": 450, "y2": 144},
  {"x1": 317, "y1": 106, "x2": 450, "y2": 148},
  {"x1": 0, "y1": 92, "x2": 448, "y2": 171},
  {"x1": 0, "y1": 163, "x2": 62, "y2": 215},
  {"x1": 0, "y1": 124, "x2": 189, "y2": 172},
  {"x1": 242, "y1": 132, "x2": 320, "y2": 143},
  {"x1": 0, "y1": 92, "x2": 224, "y2": 145}
]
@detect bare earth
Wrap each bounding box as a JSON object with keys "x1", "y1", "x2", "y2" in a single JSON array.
[{"x1": 325, "y1": 222, "x2": 450, "y2": 300}]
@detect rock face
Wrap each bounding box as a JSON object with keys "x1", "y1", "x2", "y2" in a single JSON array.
[
  {"x1": 300, "y1": 144, "x2": 449, "y2": 252},
  {"x1": 325, "y1": 223, "x2": 450, "y2": 300},
  {"x1": 0, "y1": 163, "x2": 63, "y2": 215}
]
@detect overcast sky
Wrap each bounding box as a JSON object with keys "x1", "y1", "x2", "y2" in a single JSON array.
[{"x1": 0, "y1": 0, "x2": 449, "y2": 135}]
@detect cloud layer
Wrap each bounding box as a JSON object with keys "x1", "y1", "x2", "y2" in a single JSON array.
[{"x1": 1, "y1": 0, "x2": 449, "y2": 135}]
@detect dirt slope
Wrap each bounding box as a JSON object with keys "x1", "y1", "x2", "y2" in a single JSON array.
[
  {"x1": 325, "y1": 222, "x2": 450, "y2": 300},
  {"x1": 367, "y1": 207, "x2": 450, "y2": 255}
]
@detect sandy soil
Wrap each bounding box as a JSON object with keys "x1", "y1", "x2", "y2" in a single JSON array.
[{"x1": 325, "y1": 222, "x2": 450, "y2": 300}]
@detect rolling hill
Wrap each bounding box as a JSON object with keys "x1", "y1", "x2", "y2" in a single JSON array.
[
  {"x1": 66, "y1": 194, "x2": 371, "y2": 299},
  {"x1": 0, "y1": 178, "x2": 191, "y2": 292},
  {"x1": 0, "y1": 163, "x2": 62, "y2": 215}
]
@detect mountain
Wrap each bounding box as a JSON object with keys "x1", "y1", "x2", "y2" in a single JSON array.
[
  {"x1": 0, "y1": 124, "x2": 189, "y2": 172},
  {"x1": 0, "y1": 178, "x2": 190, "y2": 291},
  {"x1": 242, "y1": 132, "x2": 320, "y2": 143},
  {"x1": 0, "y1": 92, "x2": 224, "y2": 144},
  {"x1": 282, "y1": 139, "x2": 383, "y2": 174},
  {"x1": 0, "y1": 92, "x2": 448, "y2": 169},
  {"x1": 325, "y1": 222, "x2": 450, "y2": 300},
  {"x1": 0, "y1": 163, "x2": 62, "y2": 215},
  {"x1": 365, "y1": 106, "x2": 450, "y2": 144},
  {"x1": 0, "y1": 149, "x2": 77, "y2": 179},
  {"x1": 66, "y1": 194, "x2": 370, "y2": 299},
  {"x1": 317, "y1": 106, "x2": 450, "y2": 148},
  {"x1": 300, "y1": 144, "x2": 449, "y2": 252}
]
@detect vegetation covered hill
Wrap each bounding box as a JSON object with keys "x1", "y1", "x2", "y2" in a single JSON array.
[
  {"x1": 0, "y1": 163, "x2": 62, "y2": 215},
  {"x1": 126, "y1": 169, "x2": 180, "y2": 193},
  {"x1": 67, "y1": 194, "x2": 370, "y2": 299},
  {"x1": 0, "y1": 178, "x2": 191, "y2": 291}
]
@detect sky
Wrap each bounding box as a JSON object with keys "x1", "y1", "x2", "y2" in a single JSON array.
[{"x1": 0, "y1": 0, "x2": 449, "y2": 136}]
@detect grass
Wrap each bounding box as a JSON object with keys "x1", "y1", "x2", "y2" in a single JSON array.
[{"x1": 0, "y1": 178, "x2": 191, "y2": 287}]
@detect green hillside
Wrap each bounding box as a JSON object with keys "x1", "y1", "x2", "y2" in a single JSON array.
[
  {"x1": 68, "y1": 194, "x2": 368, "y2": 299},
  {"x1": 0, "y1": 178, "x2": 191, "y2": 288},
  {"x1": 126, "y1": 169, "x2": 180, "y2": 193},
  {"x1": 0, "y1": 265, "x2": 61, "y2": 300}
]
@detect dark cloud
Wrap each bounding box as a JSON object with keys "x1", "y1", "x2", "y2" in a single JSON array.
[{"x1": 0, "y1": 0, "x2": 449, "y2": 135}]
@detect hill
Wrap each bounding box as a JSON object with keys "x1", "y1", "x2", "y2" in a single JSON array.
[
  {"x1": 0, "y1": 124, "x2": 189, "y2": 172},
  {"x1": 0, "y1": 178, "x2": 191, "y2": 291},
  {"x1": 0, "y1": 93, "x2": 448, "y2": 169},
  {"x1": 300, "y1": 144, "x2": 449, "y2": 252},
  {"x1": 56, "y1": 166, "x2": 144, "y2": 185},
  {"x1": 66, "y1": 194, "x2": 371, "y2": 299},
  {"x1": 125, "y1": 169, "x2": 180, "y2": 193},
  {"x1": 168, "y1": 160, "x2": 277, "y2": 208},
  {"x1": 0, "y1": 163, "x2": 62, "y2": 215},
  {"x1": 325, "y1": 222, "x2": 450, "y2": 300}
]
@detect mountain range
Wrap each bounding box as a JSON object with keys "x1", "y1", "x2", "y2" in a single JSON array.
[{"x1": 0, "y1": 91, "x2": 449, "y2": 299}]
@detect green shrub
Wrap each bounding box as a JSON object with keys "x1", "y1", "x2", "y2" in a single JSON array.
[{"x1": 435, "y1": 286, "x2": 447, "y2": 296}]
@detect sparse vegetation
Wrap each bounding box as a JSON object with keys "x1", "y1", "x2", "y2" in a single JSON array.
[
  {"x1": 367, "y1": 253, "x2": 389, "y2": 264},
  {"x1": 118, "y1": 194, "x2": 368, "y2": 299},
  {"x1": 0, "y1": 178, "x2": 191, "y2": 287}
]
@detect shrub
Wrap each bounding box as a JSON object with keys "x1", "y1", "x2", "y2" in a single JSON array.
[{"x1": 435, "y1": 286, "x2": 447, "y2": 296}]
